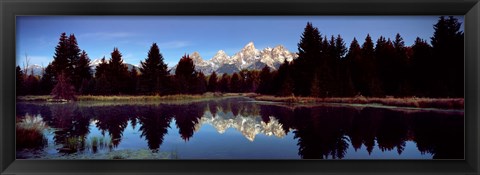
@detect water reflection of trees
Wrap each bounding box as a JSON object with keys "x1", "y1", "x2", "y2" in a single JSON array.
[
  {"x1": 95, "y1": 106, "x2": 131, "y2": 148},
  {"x1": 137, "y1": 105, "x2": 173, "y2": 152},
  {"x1": 16, "y1": 98, "x2": 464, "y2": 159},
  {"x1": 255, "y1": 104, "x2": 463, "y2": 159},
  {"x1": 173, "y1": 103, "x2": 206, "y2": 141},
  {"x1": 411, "y1": 112, "x2": 464, "y2": 159},
  {"x1": 291, "y1": 107, "x2": 351, "y2": 159}
]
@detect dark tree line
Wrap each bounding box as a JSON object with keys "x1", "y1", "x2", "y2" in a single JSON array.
[
  {"x1": 254, "y1": 16, "x2": 463, "y2": 98},
  {"x1": 17, "y1": 16, "x2": 463, "y2": 98}
]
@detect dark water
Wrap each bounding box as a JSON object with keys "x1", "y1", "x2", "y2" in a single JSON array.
[{"x1": 16, "y1": 97, "x2": 464, "y2": 159}]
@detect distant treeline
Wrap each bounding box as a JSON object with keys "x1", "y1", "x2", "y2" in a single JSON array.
[{"x1": 16, "y1": 16, "x2": 464, "y2": 99}]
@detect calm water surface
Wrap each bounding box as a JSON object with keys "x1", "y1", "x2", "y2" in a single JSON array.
[{"x1": 16, "y1": 97, "x2": 464, "y2": 159}]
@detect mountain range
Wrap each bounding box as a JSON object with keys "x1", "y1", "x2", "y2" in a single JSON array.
[
  {"x1": 23, "y1": 42, "x2": 297, "y2": 76},
  {"x1": 170, "y1": 42, "x2": 298, "y2": 75}
]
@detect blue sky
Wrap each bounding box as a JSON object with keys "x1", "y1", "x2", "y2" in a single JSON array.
[{"x1": 16, "y1": 16, "x2": 463, "y2": 68}]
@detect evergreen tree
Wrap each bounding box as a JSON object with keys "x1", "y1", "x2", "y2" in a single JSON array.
[
  {"x1": 24, "y1": 69, "x2": 40, "y2": 95},
  {"x1": 106, "y1": 48, "x2": 129, "y2": 94},
  {"x1": 319, "y1": 35, "x2": 337, "y2": 97},
  {"x1": 128, "y1": 67, "x2": 139, "y2": 95},
  {"x1": 375, "y1": 36, "x2": 396, "y2": 96},
  {"x1": 207, "y1": 71, "x2": 218, "y2": 92},
  {"x1": 338, "y1": 55, "x2": 356, "y2": 97},
  {"x1": 360, "y1": 34, "x2": 383, "y2": 96},
  {"x1": 293, "y1": 22, "x2": 322, "y2": 96},
  {"x1": 51, "y1": 72, "x2": 76, "y2": 100},
  {"x1": 175, "y1": 54, "x2": 196, "y2": 94},
  {"x1": 95, "y1": 74, "x2": 110, "y2": 95},
  {"x1": 95, "y1": 57, "x2": 108, "y2": 78},
  {"x1": 310, "y1": 72, "x2": 321, "y2": 97},
  {"x1": 74, "y1": 50, "x2": 93, "y2": 93},
  {"x1": 16, "y1": 66, "x2": 25, "y2": 96},
  {"x1": 66, "y1": 34, "x2": 81, "y2": 81},
  {"x1": 238, "y1": 70, "x2": 248, "y2": 93},
  {"x1": 347, "y1": 38, "x2": 363, "y2": 96},
  {"x1": 276, "y1": 60, "x2": 294, "y2": 96},
  {"x1": 334, "y1": 35, "x2": 348, "y2": 61},
  {"x1": 51, "y1": 33, "x2": 69, "y2": 76},
  {"x1": 40, "y1": 64, "x2": 56, "y2": 95},
  {"x1": 230, "y1": 73, "x2": 241, "y2": 93},
  {"x1": 219, "y1": 73, "x2": 230, "y2": 93},
  {"x1": 392, "y1": 33, "x2": 411, "y2": 96},
  {"x1": 257, "y1": 66, "x2": 272, "y2": 94},
  {"x1": 411, "y1": 37, "x2": 433, "y2": 96},
  {"x1": 334, "y1": 35, "x2": 351, "y2": 97},
  {"x1": 245, "y1": 70, "x2": 260, "y2": 93},
  {"x1": 431, "y1": 16, "x2": 464, "y2": 97},
  {"x1": 139, "y1": 43, "x2": 169, "y2": 94},
  {"x1": 193, "y1": 72, "x2": 208, "y2": 94}
]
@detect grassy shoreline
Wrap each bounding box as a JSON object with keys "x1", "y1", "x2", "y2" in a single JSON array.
[
  {"x1": 252, "y1": 94, "x2": 464, "y2": 110},
  {"x1": 17, "y1": 92, "x2": 249, "y2": 102},
  {"x1": 17, "y1": 93, "x2": 464, "y2": 109}
]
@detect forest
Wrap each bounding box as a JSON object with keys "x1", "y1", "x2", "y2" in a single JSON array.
[{"x1": 16, "y1": 16, "x2": 464, "y2": 100}]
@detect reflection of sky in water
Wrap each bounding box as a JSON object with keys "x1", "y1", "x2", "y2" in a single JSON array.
[
  {"x1": 161, "y1": 123, "x2": 299, "y2": 159},
  {"x1": 344, "y1": 141, "x2": 432, "y2": 159}
]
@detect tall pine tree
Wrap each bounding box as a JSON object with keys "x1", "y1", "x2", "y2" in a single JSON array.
[
  {"x1": 375, "y1": 36, "x2": 395, "y2": 96},
  {"x1": 411, "y1": 37, "x2": 433, "y2": 96},
  {"x1": 106, "y1": 48, "x2": 129, "y2": 94},
  {"x1": 51, "y1": 33, "x2": 69, "y2": 76},
  {"x1": 74, "y1": 50, "x2": 93, "y2": 93},
  {"x1": 66, "y1": 34, "x2": 81, "y2": 82},
  {"x1": 293, "y1": 22, "x2": 322, "y2": 96},
  {"x1": 139, "y1": 43, "x2": 169, "y2": 94},
  {"x1": 347, "y1": 37, "x2": 363, "y2": 96},
  {"x1": 431, "y1": 16, "x2": 464, "y2": 97},
  {"x1": 175, "y1": 54, "x2": 196, "y2": 94}
]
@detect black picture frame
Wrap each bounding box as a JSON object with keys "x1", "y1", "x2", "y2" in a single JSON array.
[{"x1": 1, "y1": 0, "x2": 479, "y2": 174}]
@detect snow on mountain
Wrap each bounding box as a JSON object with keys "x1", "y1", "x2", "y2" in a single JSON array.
[
  {"x1": 90, "y1": 58, "x2": 139, "y2": 76},
  {"x1": 189, "y1": 51, "x2": 215, "y2": 74},
  {"x1": 24, "y1": 64, "x2": 44, "y2": 76},
  {"x1": 24, "y1": 42, "x2": 296, "y2": 77},
  {"x1": 171, "y1": 42, "x2": 298, "y2": 75},
  {"x1": 210, "y1": 50, "x2": 232, "y2": 67},
  {"x1": 201, "y1": 110, "x2": 286, "y2": 142}
]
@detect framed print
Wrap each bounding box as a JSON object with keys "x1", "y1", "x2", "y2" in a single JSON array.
[{"x1": 1, "y1": 0, "x2": 479, "y2": 174}]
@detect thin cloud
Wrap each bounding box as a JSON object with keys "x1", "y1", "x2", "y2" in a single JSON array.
[
  {"x1": 79, "y1": 32, "x2": 137, "y2": 40},
  {"x1": 157, "y1": 41, "x2": 191, "y2": 49}
]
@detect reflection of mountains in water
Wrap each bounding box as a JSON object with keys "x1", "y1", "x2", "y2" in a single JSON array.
[{"x1": 200, "y1": 110, "x2": 286, "y2": 141}]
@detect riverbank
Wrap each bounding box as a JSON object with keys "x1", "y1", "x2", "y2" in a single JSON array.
[
  {"x1": 17, "y1": 93, "x2": 464, "y2": 110},
  {"x1": 251, "y1": 94, "x2": 464, "y2": 110},
  {"x1": 17, "y1": 92, "x2": 250, "y2": 102}
]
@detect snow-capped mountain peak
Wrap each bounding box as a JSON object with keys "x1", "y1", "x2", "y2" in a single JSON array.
[
  {"x1": 190, "y1": 51, "x2": 205, "y2": 64},
  {"x1": 243, "y1": 41, "x2": 256, "y2": 51},
  {"x1": 210, "y1": 50, "x2": 231, "y2": 64},
  {"x1": 24, "y1": 64, "x2": 44, "y2": 76},
  {"x1": 171, "y1": 42, "x2": 298, "y2": 75}
]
